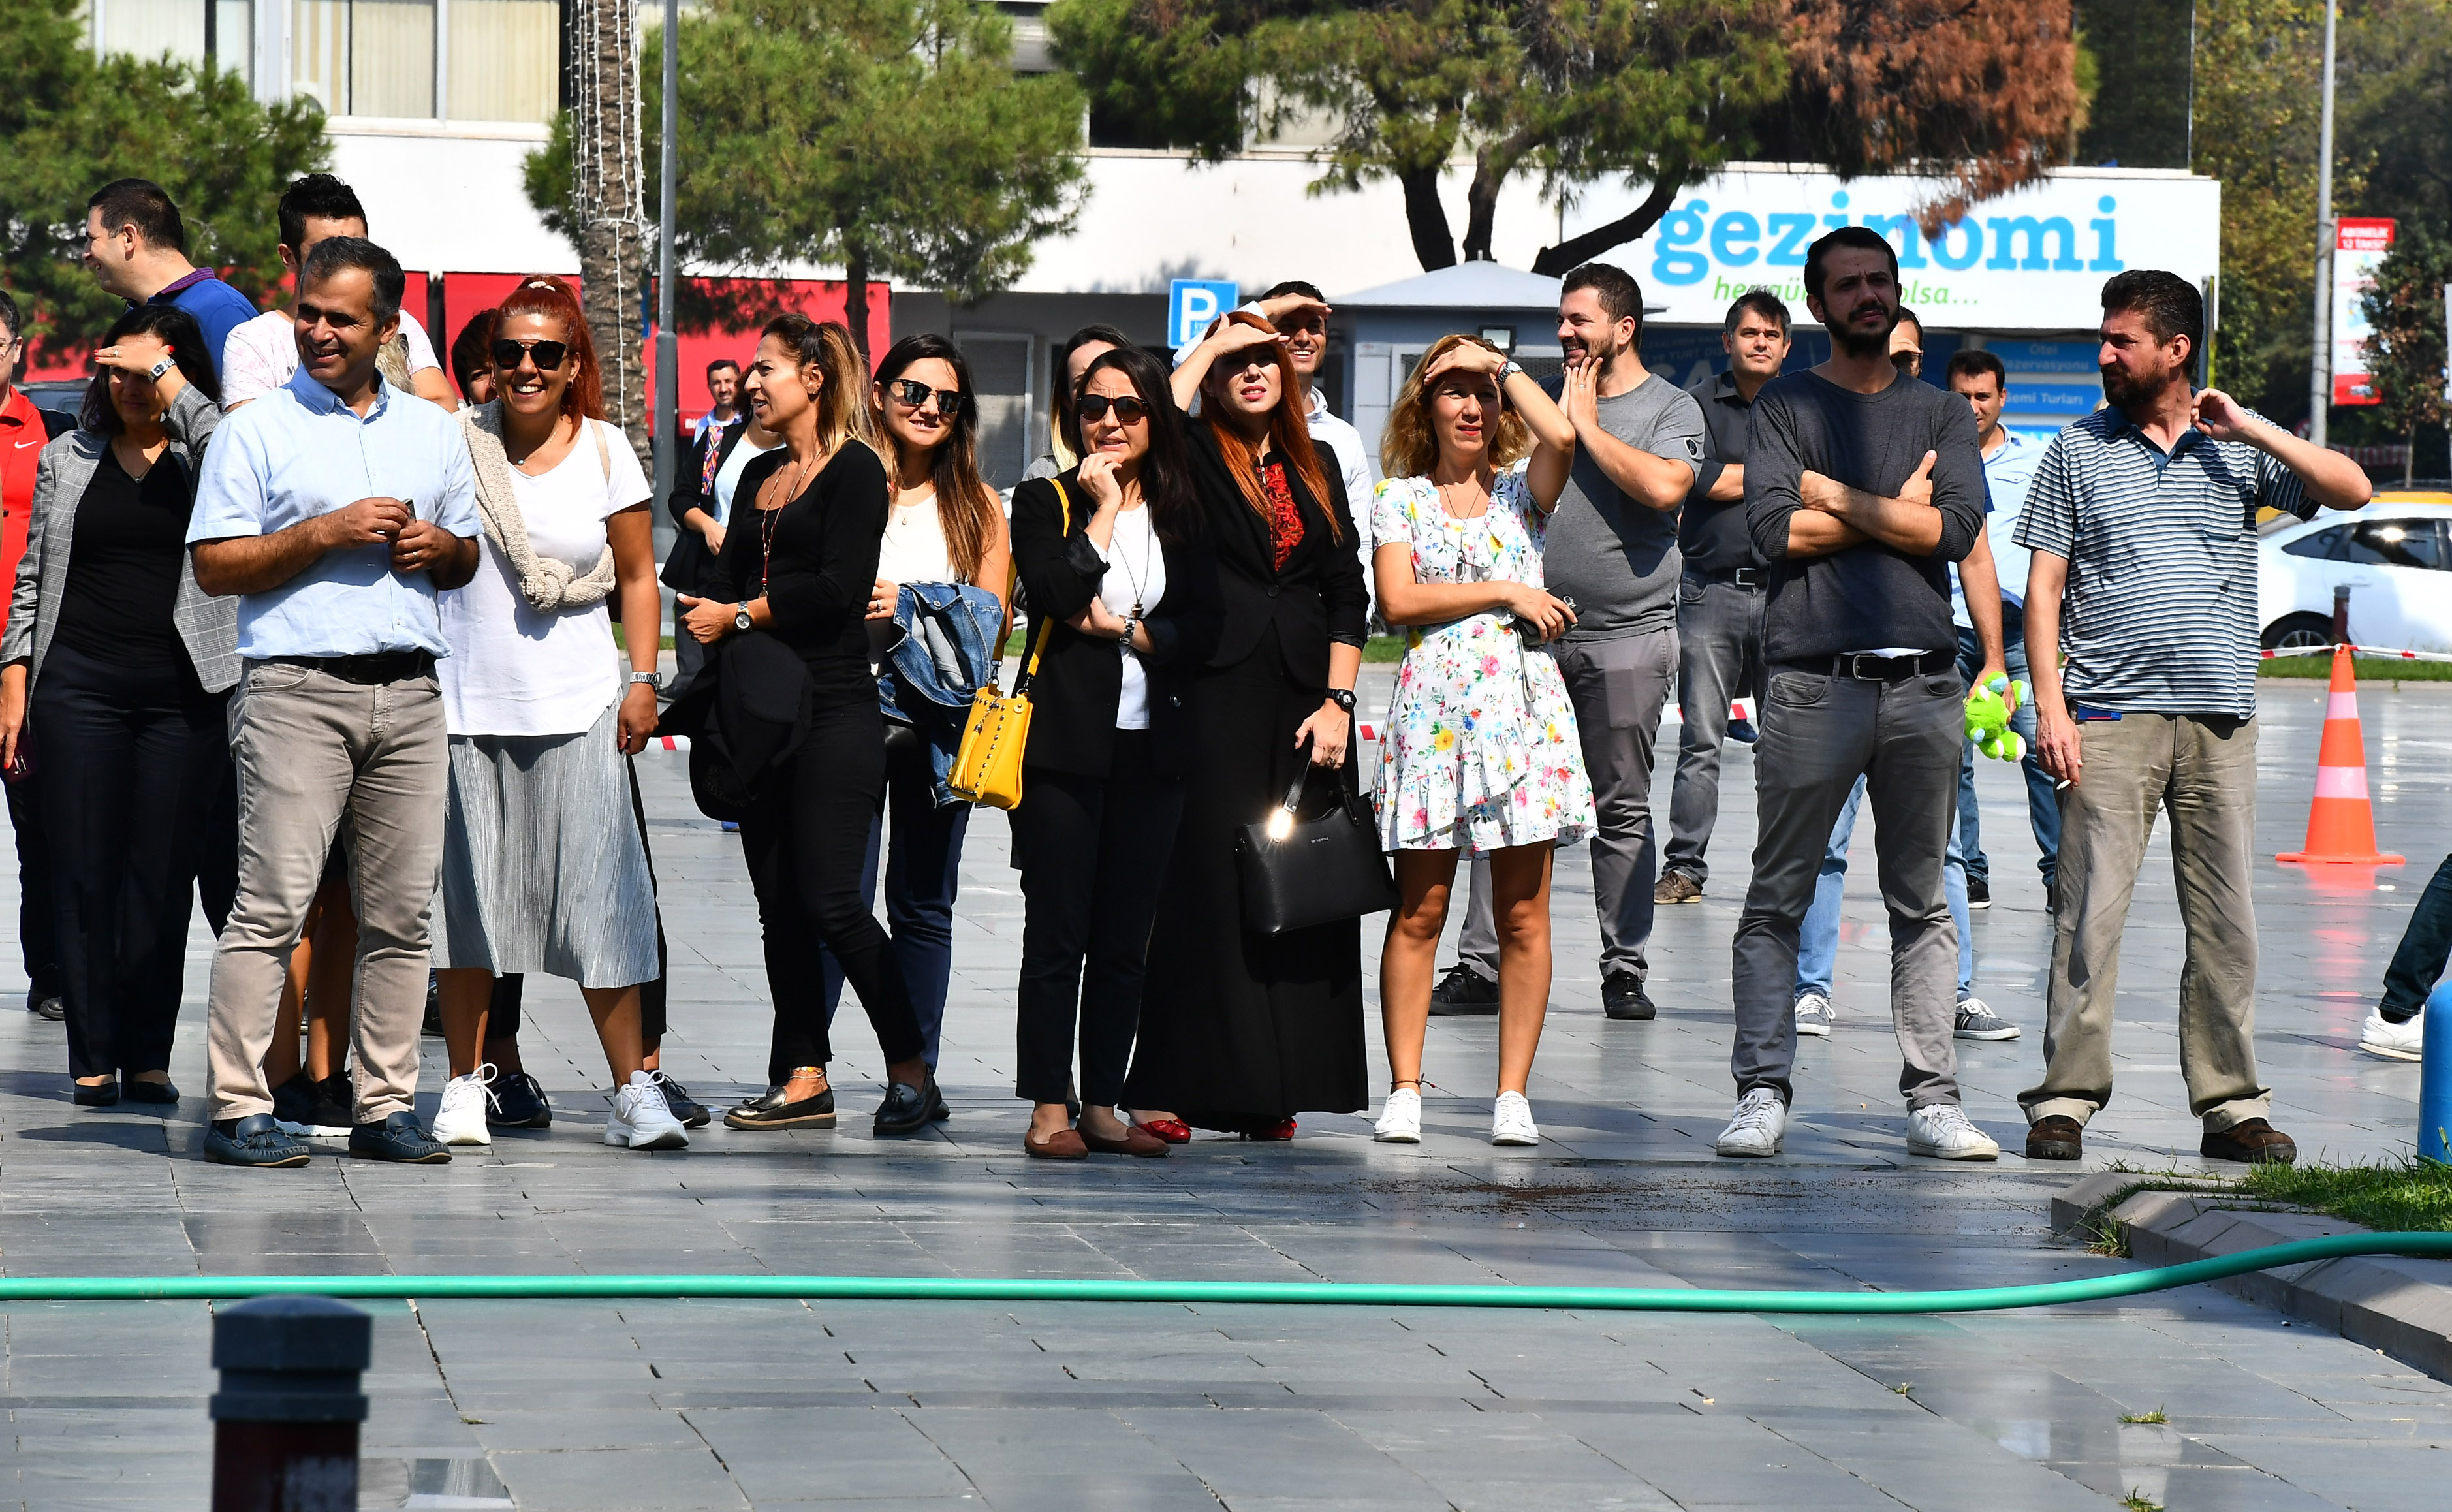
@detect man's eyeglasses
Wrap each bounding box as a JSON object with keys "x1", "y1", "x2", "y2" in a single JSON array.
[
  {"x1": 886, "y1": 377, "x2": 964, "y2": 415},
  {"x1": 1077, "y1": 394, "x2": 1150, "y2": 426},
  {"x1": 492, "y1": 338, "x2": 571, "y2": 371}
]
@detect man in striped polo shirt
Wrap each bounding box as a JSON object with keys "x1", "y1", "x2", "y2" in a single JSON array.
[{"x1": 2017, "y1": 270, "x2": 2370, "y2": 1166}]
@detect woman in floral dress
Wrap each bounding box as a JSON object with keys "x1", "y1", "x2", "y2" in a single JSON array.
[{"x1": 1368, "y1": 334, "x2": 1592, "y2": 1147}]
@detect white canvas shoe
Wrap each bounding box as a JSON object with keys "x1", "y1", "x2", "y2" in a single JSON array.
[
  {"x1": 2358, "y1": 1007, "x2": 2424, "y2": 1062},
  {"x1": 1374, "y1": 1087, "x2": 1422, "y2": 1142},
  {"x1": 1906, "y1": 1103, "x2": 2001, "y2": 1161},
  {"x1": 1715, "y1": 1087, "x2": 1786, "y2": 1158},
  {"x1": 432, "y1": 1067, "x2": 494, "y2": 1147},
  {"x1": 606, "y1": 1070, "x2": 690, "y2": 1151},
  {"x1": 1490, "y1": 1092, "x2": 1539, "y2": 1146},
  {"x1": 1793, "y1": 991, "x2": 1835, "y2": 1038}
]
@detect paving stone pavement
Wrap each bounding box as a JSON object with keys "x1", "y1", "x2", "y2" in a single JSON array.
[{"x1": 1, "y1": 676, "x2": 2446, "y2": 1510}]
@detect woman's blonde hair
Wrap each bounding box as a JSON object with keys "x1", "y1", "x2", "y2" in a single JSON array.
[
  {"x1": 1378, "y1": 334, "x2": 1531, "y2": 479},
  {"x1": 761, "y1": 313, "x2": 878, "y2": 456}
]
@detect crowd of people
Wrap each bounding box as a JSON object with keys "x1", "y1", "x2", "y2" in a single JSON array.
[{"x1": 0, "y1": 171, "x2": 2412, "y2": 1173}]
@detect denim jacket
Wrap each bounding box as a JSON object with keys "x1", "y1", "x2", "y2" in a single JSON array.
[{"x1": 879, "y1": 580, "x2": 1004, "y2": 806}]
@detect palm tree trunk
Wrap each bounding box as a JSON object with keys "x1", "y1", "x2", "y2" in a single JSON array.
[{"x1": 571, "y1": 0, "x2": 648, "y2": 463}]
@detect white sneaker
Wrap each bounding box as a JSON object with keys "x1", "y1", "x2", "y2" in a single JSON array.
[
  {"x1": 1953, "y1": 996, "x2": 2021, "y2": 1041},
  {"x1": 433, "y1": 1067, "x2": 495, "y2": 1146},
  {"x1": 606, "y1": 1070, "x2": 690, "y2": 1151},
  {"x1": 2358, "y1": 1007, "x2": 2424, "y2": 1062},
  {"x1": 1490, "y1": 1091, "x2": 1539, "y2": 1146},
  {"x1": 1906, "y1": 1103, "x2": 2001, "y2": 1161},
  {"x1": 1374, "y1": 1087, "x2": 1422, "y2": 1142},
  {"x1": 1715, "y1": 1087, "x2": 1786, "y2": 1158},
  {"x1": 1793, "y1": 991, "x2": 1834, "y2": 1038}
]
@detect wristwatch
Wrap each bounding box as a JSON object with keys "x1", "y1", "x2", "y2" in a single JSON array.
[
  {"x1": 147, "y1": 356, "x2": 176, "y2": 382},
  {"x1": 1327, "y1": 688, "x2": 1357, "y2": 713},
  {"x1": 732, "y1": 606, "x2": 753, "y2": 633},
  {"x1": 627, "y1": 670, "x2": 664, "y2": 691},
  {"x1": 1499, "y1": 360, "x2": 1525, "y2": 384}
]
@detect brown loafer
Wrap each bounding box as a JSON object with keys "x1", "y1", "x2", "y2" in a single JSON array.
[
  {"x1": 2201, "y1": 1118, "x2": 2297, "y2": 1165},
  {"x1": 1080, "y1": 1124, "x2": 1169, "y2": 1158},
  {"x1": 1023, "y1": 1126, "x2": 1088, "y2": 1159},
  {"x1": 2025, "y1": 1114, "x2": 2084, "y2": 1161}
]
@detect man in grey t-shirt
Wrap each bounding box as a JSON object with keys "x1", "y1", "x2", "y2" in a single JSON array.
[{"x1": 1430, "y1": 264, "x2": 1705, "y2": 1022}]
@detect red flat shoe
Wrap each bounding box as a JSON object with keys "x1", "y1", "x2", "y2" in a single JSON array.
[
  {"x1": 1133, "y1": 1118, "x2": 1191, "y2": 1144},
  {"x1": 1240, "y1": 1118, "x2": 1297, "y2": 1142}
]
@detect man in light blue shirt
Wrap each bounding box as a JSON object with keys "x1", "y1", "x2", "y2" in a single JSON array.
[
  {"x1": 189, "y1": 237, "x2": 480, "y2": 1170},
  {"x1": 1944, "y1": 349, "x2": 2056, "y2": 899}
]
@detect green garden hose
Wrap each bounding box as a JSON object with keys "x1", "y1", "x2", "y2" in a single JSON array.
[{"x1": 1, "y1": 1232, "x2": 2446, "y2": 1314}]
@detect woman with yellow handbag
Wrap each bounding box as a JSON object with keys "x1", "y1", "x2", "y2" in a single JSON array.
[{"x1": 1005, "y1": 346, "x2": 1220, "y2": 1159}]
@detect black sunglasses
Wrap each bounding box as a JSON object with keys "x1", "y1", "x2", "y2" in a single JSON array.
[
  {"x1": 1077, "y1": 394, "x2": 1151, "y2": 426},
  {"x1": 885, "y1": 377, "x2": 964, "y2": 414},
  {"x1": 491, "y1": 338, "x2": 571, "y2": 371}
]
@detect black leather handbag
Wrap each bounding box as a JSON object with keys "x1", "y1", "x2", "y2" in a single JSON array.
[{"x1": 1234, "y1": 757, "x2": 1399, "y2": 936}]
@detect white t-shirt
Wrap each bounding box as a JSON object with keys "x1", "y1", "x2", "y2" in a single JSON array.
[
  {"x1": 221, "y1": 308, "x2": 441, "y2": 407},
  {"x1": 712, "y1": 435, "x2": 778, "y2": 526},
  {"x1": 440, "y1": 418, "x2": 652, "y2": 737},
  {"x1": 1099, "y1": 505, "x2": 1166, "y2": 730},
  {"x1": 877, "y1": 492, "x2": 956, "y2": 586}
]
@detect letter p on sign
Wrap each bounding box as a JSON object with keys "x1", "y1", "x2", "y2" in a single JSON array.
[{"x1": 1169, "y1": 280, "x2": 1240, "y2": 351}]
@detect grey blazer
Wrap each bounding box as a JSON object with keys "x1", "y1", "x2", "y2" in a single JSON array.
[{"x1": 0, "y1": 385, "x2": 240, "y2": 693}]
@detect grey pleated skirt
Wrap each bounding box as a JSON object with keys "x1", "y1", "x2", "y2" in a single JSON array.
[{"x1": 430, "y1": 702, "x2": 660, "y2": 988}]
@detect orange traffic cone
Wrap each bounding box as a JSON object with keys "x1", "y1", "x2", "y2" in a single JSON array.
[{"x1": 2278, "y1": 645, "x2": 2404, "y2": 866}]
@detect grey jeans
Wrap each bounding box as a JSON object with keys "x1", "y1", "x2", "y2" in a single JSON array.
[
  {"x1": 1457, "y1": 628, "x2": 1674, "y2": 981},
  {"x1": 1729, "y1": 663, "x2": 1964, "y2": 1109},
  {"x1": 2018, "y1": 712, "x2": 2269, "y2": 1131},
  {"x1": 1663, "y1": 572, "x2": 1765, "y2": 887},
  {"x1": 206, "y1": 661, "x2": 449, "y2": 1123}
]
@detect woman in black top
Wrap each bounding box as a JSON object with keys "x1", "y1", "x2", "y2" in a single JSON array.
[
  {"x1": 677, "y1": 314, "x2": 934, "y2": 1137},
  {"x1": 1124, "y1": 312, "x2": 1371, "y2": 1140},
  {"x1": 0, "y1": 305, "x2": 234, "y2": 1105},
  {"x1": 1007, "y1": 346, "x2": 1221, "y2": 1159}
]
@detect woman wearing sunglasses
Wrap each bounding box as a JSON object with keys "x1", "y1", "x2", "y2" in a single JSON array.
[
  {"x1": 784, "y1": 336, "x2": 1009, "y2": 1096},
  {"x1": 1120, "y1": 311, "x2": 1370, "y2": 1143},
  {"x1": 679, "y1": 315, "x2": 937, "y2": 1137},
  {"x1": 1024, "y1": 323, "x2": 1132, "y2": 483},
  {"x1": 425, "y1": 276, "x2": 686, "y2": 1152},
  {"x1": 1007, "y1": 346, "x2": 1221, "y2": 1158}
]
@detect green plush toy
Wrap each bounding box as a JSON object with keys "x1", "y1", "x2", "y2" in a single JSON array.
[{"x1": 1965, "y1": 676, "x2": 2030, "y2": 762}]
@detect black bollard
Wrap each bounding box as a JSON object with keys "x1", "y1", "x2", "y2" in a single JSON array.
[
  {"x1": 209, "y1": 1295, "x2": 371, "y2": 1512},
  {"x1": 2332, "y1": 582, "x2": 2352, "y2": 645}
]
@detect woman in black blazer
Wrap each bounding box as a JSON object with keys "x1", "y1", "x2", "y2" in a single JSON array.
[
  {"x1": 1007, "y1": 345, "x2": 1220, "y2": 1159},
  {"x1": 1124, "y1": 312, "x2": 1371, "y2": 1141}
]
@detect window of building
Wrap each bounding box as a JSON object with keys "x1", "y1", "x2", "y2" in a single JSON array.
[{"x1": 91, "y1": 0, "x2": 255, "y2": 86}]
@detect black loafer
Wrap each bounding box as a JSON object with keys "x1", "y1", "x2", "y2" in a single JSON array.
[
  {"x1": 724, "y1": 1086, "x2": 836, "y2": 1129},
  {"x1": 71, "y1": 1079, "x2": 119, "y2": 1107},
  {"x1": 923, "y1": 1075, "x2": 951, "y2": 1123},
  {"x1": 204, "y1": 1113, "x2": 312, "y2": 1168},
  {"x1": 348, "y1": 1111, "x2": 452, "y2": 1163},
  {"x1": 125, "y1": 1078, "x2": 179, "y2": 1105},
  {"x1": 1602, "y1": 970, "x2": 1656, "y2": 1021},
  {"x1": 27, "y1": 994, "x2": 65, "y2": 1022},
  {"x1": 873, "y1": 1077, "x2": 934, "y2": 1137}
]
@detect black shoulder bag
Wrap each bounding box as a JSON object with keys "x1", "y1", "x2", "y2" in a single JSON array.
[{"x1": 1234, "y1": 752, "x2": 1398, "y2": 936}]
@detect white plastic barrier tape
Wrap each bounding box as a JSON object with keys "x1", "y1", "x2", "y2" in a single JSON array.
[{"x1": 2259, "y1": 643, "x2": 2452, "y2": 665}]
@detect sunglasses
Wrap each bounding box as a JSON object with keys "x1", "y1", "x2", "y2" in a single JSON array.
[
  {"x1": 885, "y1": 377, "x2": 964, "y2": 414},
  {"x1": 491, "y1": 338, "x2": 571, "y2": 371},
  {"x1": 1077, "y1": 394, "x2": 1151, "y2": 426}
]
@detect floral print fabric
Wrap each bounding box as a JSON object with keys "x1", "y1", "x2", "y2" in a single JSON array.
[
  {"x1": 1368, "y1": 462, "x2": 1595, "y2": 854},
  {"x1": 1260, "y1": 460, "x2": 1304, "y2": 570}
]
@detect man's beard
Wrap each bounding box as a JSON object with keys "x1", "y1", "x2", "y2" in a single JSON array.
[
  {"x1": 1567, "y1": 335, "x2": 1619, "y2": 368},
  {"x1": 2100, "y1": 360, "x2": 2184, "y2": 411}
]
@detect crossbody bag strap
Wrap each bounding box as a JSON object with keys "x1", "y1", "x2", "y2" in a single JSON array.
[{"x1": 1007, "y1": 479, "x2": 1070, "y2": 693}]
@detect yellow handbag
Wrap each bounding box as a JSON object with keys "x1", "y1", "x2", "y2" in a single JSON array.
[{"x1": 948, "y1": 479, "x2": 1068, "y2": 808}]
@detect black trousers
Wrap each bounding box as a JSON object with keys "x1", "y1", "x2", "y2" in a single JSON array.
[
  {"x1": 740, "y1": 699, "x2": 925, "y2": 1081},
  {"x1": 1011, "y1": 732, "x2": 1184, "y2": 1107},
  {"x1": 2381, "y1": 853, "x2": 2452, "y2": 1020},
  {"x1": 6, "y1": 765, "x2": 59, "y2": 1007},
  {"x1": 31, "y1": 642, "x2": 230, "y2": 1079}
]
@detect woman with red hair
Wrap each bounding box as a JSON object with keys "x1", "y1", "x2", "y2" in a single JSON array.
[
  {"x1": 1120, "y1": 313, "x2": 1371, "y2": 1141},
  {"x1": 424, "y1": 276, "x2": 685, "y2": 1152}
]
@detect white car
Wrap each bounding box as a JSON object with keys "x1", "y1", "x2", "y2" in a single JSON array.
[{"x1": 2257, "y1": 494, "x2": 2452, "y2": 654}]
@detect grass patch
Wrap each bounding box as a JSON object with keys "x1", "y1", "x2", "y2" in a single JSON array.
[
  {"x1": 1364, "y1": 634, "x2": 1406, "y2": 663},
  {"x1": 2120, "y1": 1407, "x2": 2169, "y2": 1425},
  {"x1": 2260, "y1": 654, "x2": 2452, "y2": 681},
  {"x1": 610, "y1": 625, "x2": 677, "y2": 651},
  {"x1": 2121, "y1": 1492, "x2": 2165, "y2": 1512},
  {"x1": 2236, "y1": 1157, "x2": 2452, "y2": 1233}
]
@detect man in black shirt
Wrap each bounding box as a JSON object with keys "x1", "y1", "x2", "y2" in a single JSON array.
[
  {"x1": 1658, "y1": 291, "x2": 1789, "y2": 906},
  {"x1": 1716, "y1": 227, "x2": 1996, "y2": 1163}
]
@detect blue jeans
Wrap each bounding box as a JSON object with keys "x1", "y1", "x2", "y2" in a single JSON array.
[
  {"x1": 1794, "y1": 773, "x2": 1974, "y2": 1000},
  {"x1": 1955, "y1": 621, "x2": 2060, "y2": 890},
  {"x1": 818, "y1": 724, "x2": 970, "y2": 1069}
]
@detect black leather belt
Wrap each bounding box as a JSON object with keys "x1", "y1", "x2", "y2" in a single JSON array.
[
  {"x1": 1697, "y1": 565, "x2": 1762, "y2": 588},
  {"x1": 1784, "y1": 651, "x2": 1953, "y2": 682},
  {"x1": 265, "y1": 651, "x2": 437, "y2": 685}
]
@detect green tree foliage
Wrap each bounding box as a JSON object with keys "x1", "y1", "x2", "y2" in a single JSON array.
[
  {"x1": 0, "y1": 0, "x2": 327, "y2": 363},
  {"x1": 528, "y1": 0, "x2": 1088, "y2": 347},
  {"x1": 1050, "y1": 1, "x2": 2084, "y2": 274},
  {"x1": 2357, "y1": 230, "x2": 2452, "y2": 481}
]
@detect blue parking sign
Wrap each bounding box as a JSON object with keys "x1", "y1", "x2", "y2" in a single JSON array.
[{"x1": 1167, "y1": 279, "x2": 1240, "y2": 351}]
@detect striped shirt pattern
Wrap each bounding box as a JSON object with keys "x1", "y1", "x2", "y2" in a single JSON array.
[{"x1": 2015, "y1": 405, "x2": 2312, "y2": 717}]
